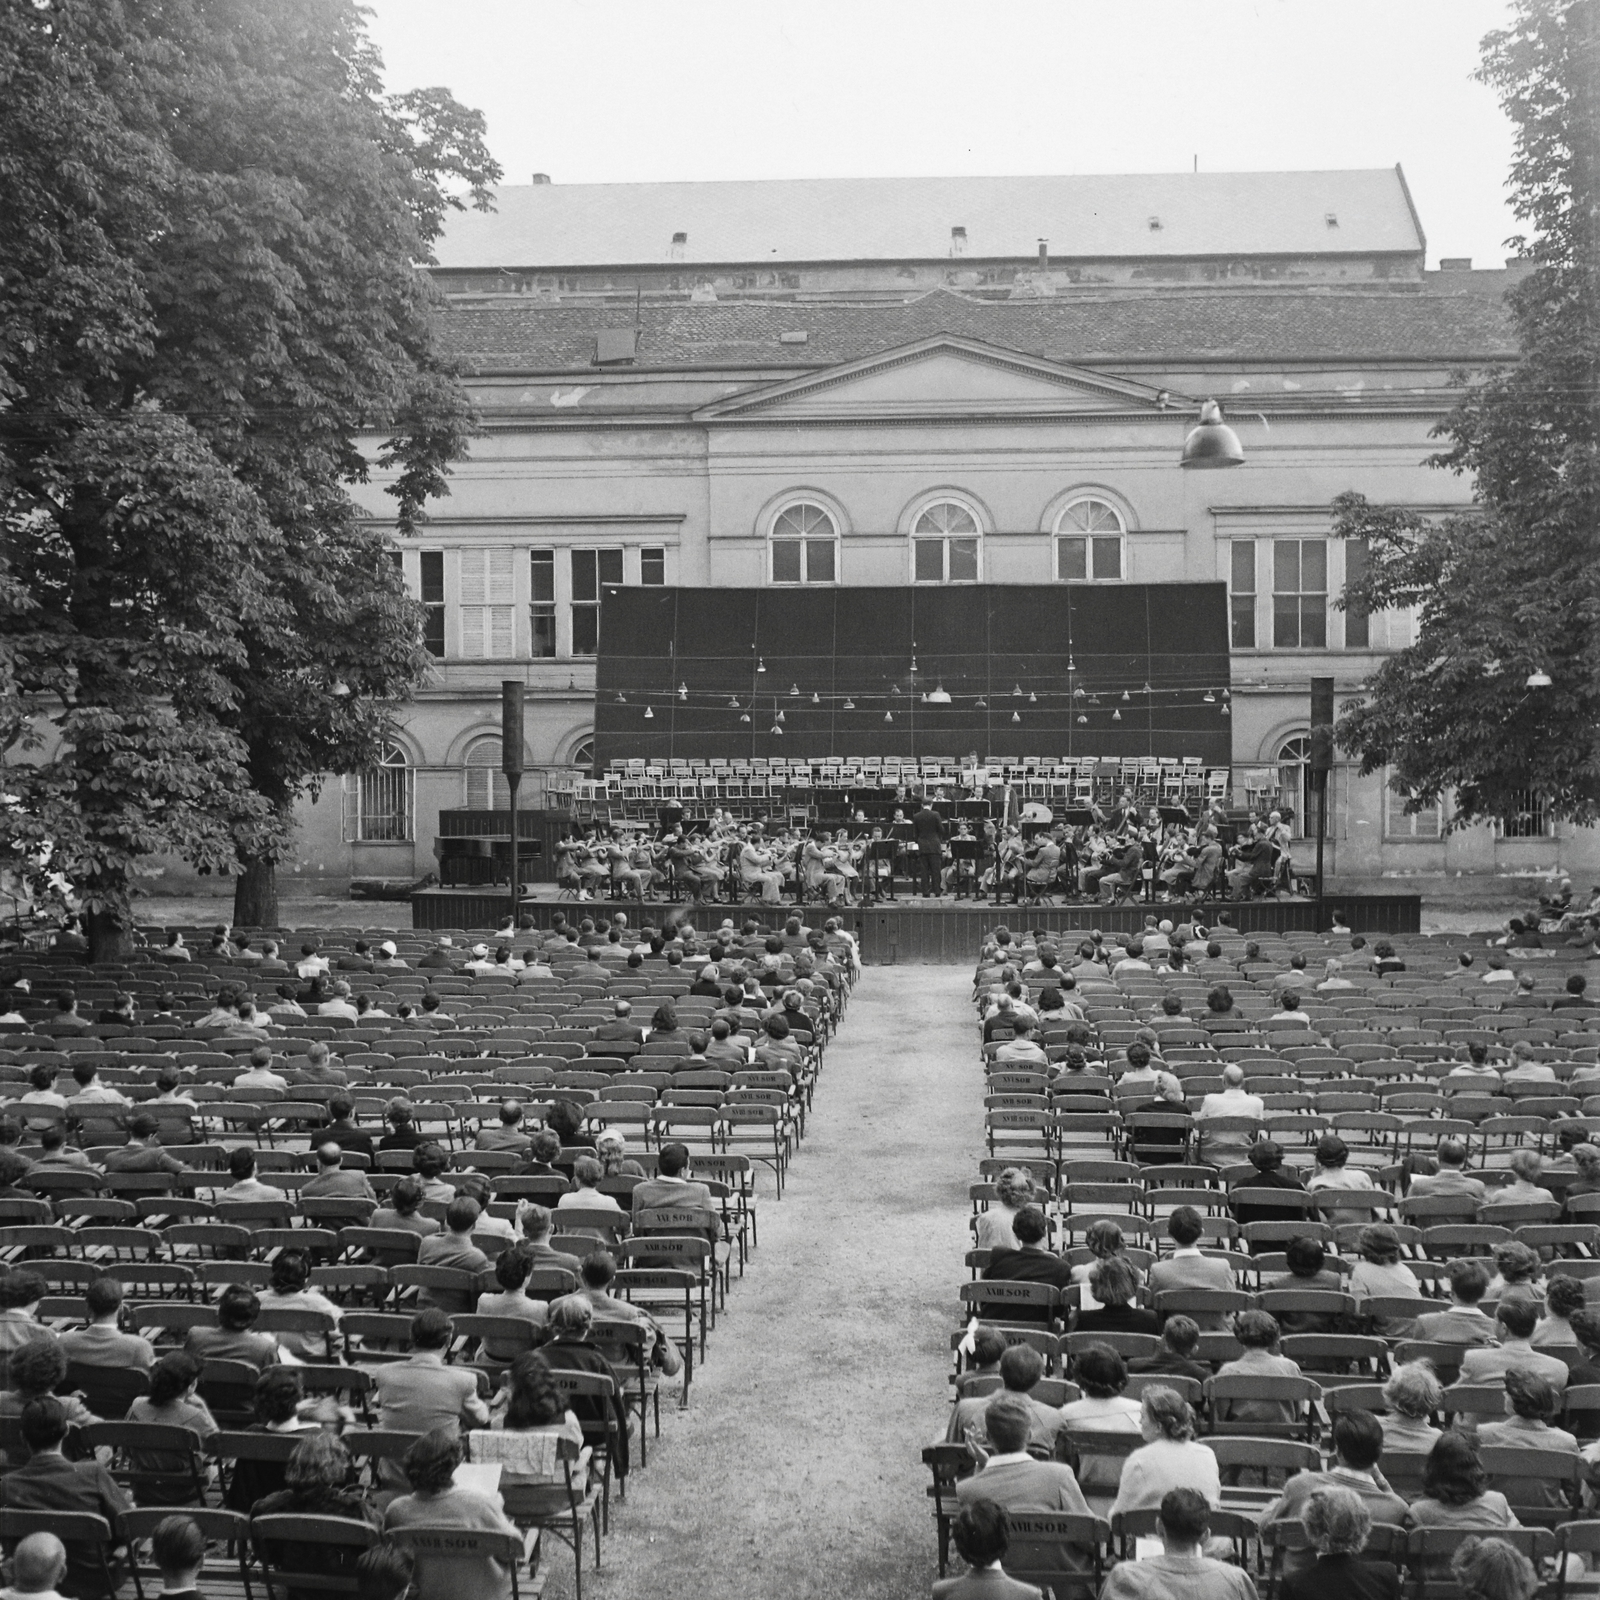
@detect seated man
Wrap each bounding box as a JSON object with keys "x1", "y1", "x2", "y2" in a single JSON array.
[
  {"x1": 1458, "y1": 1298, "x2": 1570, "y2": 1391},
  {"x1": 370, "y1": 1309, "x2": 489, "y2": 1488},
  {"x1": 301, "y1": 1143, "x2": 375, "y2": 1200},
  {"x1": 221, "y1": 1147, "x2": 285, "y2": 1205},
  {"x1": 233, "y1": 1045, "x2": 287, "y2": 1093},
  {"x1": 416, "y1": 1197, "x2": 491, "y2": 1314},
  {"x1": 1408, "y1": 1138, "x2": 1486, "y2": 1201},
  {"x1": 1101, "y1": 1488, "x2": 1259, "y2": 1600},
  {"x1": 1147, "y1": 1206, "x2": 1236, "y2": 1329},
  {"x1": 577, "y1": 1250, "x2": 683, "y2": 1376},
  {"x1": 476, "y1": 1100, "x2": 533, "y2": 1157},
  {"x1": 183, "y1": 1286, "x2": 279, "y2": 1369},
  {"x1": 321, "y1": 1096, "x2": 374, "y2": 1161},
  {"x1": 981, "y1": 1206, "x2": 1074, "y2": 1320},
  {"x1": 1259, "y1": 1410, "x2": 1409, "y2": 1571},
  {"x1": 1194, "y1": 1065, "x2": 1264, "y2": 1167},
  {"x1": 58, "y1": 1277, "x2": 155, "y2": 1373},
  {"x1": 1127, "y1": 1315, "x2": 1209, "y2": 1383},
  {"x1": 0, "y1": 1399, "x2": 133, "y2": 1597},
  {"x1": 956, "y1": 1393, "x2": 1087, "y2": 1517},
  {"x1": 1412, "y1": 1259, "x2": 1499, "y2": 1346},
  {"x1": 994, "y1": 1022, "x2": 1048, "y2": 1067},
  {"x1": 946, "y1": 1341, "x2": 1064, "y2": 1457},
  {"x1": 933, "y1": 1502, "x2": 1044, "y2": 1600},
  {"x1": 101, "y1": 1113, "x2": 188, "y2": 1175}
]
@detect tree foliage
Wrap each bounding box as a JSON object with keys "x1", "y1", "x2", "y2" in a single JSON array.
[
  {"x1": 0, "y1": 0, "x2": 501, "y2": 950},
  {"x1": 1335, "y1": 0, "x2": 1600, "y2": 830}
]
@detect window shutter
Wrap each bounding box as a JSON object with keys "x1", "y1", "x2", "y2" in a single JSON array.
[
  {"x1": 489, "y1": 606, "x2": 515, "y2": 657},
  {"x1": 487, "y1": 547, "x2": 514, "y2": 599},
  {"x1": 341, "y1": 774, "x2": 359, "y2": 842},
  {"x1": 460, "y1": 549, "x2": 487, "y2": 605},
  {"x1": 461, "y1": 607, "x2": 486, "y2": 658}
]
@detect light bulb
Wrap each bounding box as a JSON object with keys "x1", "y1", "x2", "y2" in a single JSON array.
[
  {"x1": 974, "y1": 697, "x2": 987, "y2": 709},
  {"x1": 771, "y1": 724, "x2": 783, "y2": 736},
  {"x1": 1112, "y1": 709, "x2": 1122, "y2": 721},
  {"x1": 843, "y1": 698, "x2": 855, "y2": 710},
  {"x1": 1068, "y1": 655, "x2": 1076, "y2": 672},
  {"x1": 1077, "y1": 714, "x2": 1088, "y2": 725},
  {"x1": 1121, "y1": 690, "x2": 1130, "y2": 703},
  {"x1": 1013, "y1": 684, "x2": 1024, "y2": 697},
  {"x1": 790, "y1": 683, "x2": 800, "y2": 697},
  {"x1": 884, "y1": 711, "x2": 894, "y2": 723},
  {"x1": 1074, "y1": 688, "x2": 1086, "y2": 699},
  {"x1": 739, "y1": 712, "x2": 751, "y2": 723},
  {"x1": 756, "y1": 657, "x2": 766, "y2": 673},
  {"x1": 812, "y1": 692, "x2": 820, "y2": 705},
  {"x1": 614, "y1": 691, "x2": 626, "y2": 703},
  {"x1": 1220, "y1": 704, "x2": 1230, "y2": 717},
  {"x1": 1028, "y1": 691, "x2": 1037, "y2": 704},
  {"x1": 775, "y1": 710, "x2": 785, "y2": 723},
  {"x1": 1011, "y1": 711, "x2": 1022, "y2": 723},
  {"x1": 643, "y1": 706, "x2": 654, "y2": 719},
  {"x1": 1143, "y1": 681, "x2": 1153, "y2": 693},
  {"x1": 1203, "y1": 691, "x2": 1216, "y2": 704},
  {"x1": 729, "y1": 696, "x2": 740, "y2": 708},
  {"x1": 678, "y1": 683, "x2": 688, "y2": 700}
]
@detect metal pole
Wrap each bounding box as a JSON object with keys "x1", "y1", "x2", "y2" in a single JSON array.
[
  {"x1": 1313, "y1": 770, "x2": 1327, "y2": 924},
  {"x1": 507, "y1": 772, "x2": 522, "y2": 924}
]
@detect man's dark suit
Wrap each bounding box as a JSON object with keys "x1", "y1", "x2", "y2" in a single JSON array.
[
  {"x1": 912, "y1": 806, "x2": 944, "y2": 895},
  {"x1": 983, "y1": 1246, "x2": 1075, "y2": 1323},
  {"x1": 1, "y1": 1450, "x2": 133, "y2": 1596},
  {"x1": 1281, "y1": 1555, "x2": 1400, "y2": 1600}
]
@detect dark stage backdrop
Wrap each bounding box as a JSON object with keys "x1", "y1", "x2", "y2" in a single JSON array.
[{"x1": 592, "y1": 583, "x2": 1232, "y2": 767}]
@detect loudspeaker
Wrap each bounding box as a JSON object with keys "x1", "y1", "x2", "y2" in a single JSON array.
[
  {"x1": 1309, "y1": 676, "x2": 1334, "y2": 779},
  {"x1": 501, "y1": 681, "x2": 525, "y2": 777}
]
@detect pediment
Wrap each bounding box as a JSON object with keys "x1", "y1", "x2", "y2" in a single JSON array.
[{"x1": 693, "y1": 335, "x2": 1172, "y2": 423}]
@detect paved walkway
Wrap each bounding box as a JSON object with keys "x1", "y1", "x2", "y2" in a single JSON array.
[{"x1": 550, "y1": 966, "x2": 979, "y2": 1600}]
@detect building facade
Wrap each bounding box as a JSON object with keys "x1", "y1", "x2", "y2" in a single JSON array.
[{"x1": 280, "y1": 169, "x2": 1595, "y2": 893}]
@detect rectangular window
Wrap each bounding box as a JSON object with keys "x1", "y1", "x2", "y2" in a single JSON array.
[
  {"x1": 571, "y1": 547, "x2": 623, "y2": 656},
  {"x1": 913, "y1": 538, "x2": 944, "y2": 583},
  {"x1": 1230, "y1": 540, "x2": 1256, "y2": 649},
  {"x1": 772, "y1": 539, "x2": 836, "y2": 584},
  {"x1": 1386, "y1": 780, "x2": 1442, "y2": 839},
  {"x1": 459, "y1": 547, "x2": 515, "y2": 658},
  {"x1": 640, "y1": 547, "x2": 665, "y2": 586},
  {"x1": 1500, "y1": 789, "x2": 1550, "y2": 839},
  {"x1": 1056, "y1": 536, "x2": 1122, "y2": 582},
  {"x1": 1344, "y1": 538, "x2": 1371, "y2": 649},
  {"x1": 1273, "y1": 538, "x2": 1327, "y2": 649},
  {"x1": 352, "y1": 764, "x2": 413, "y2": 841},
  {"x1": 419, "y1": 551, "x2": 445, "y2": 659},
  {"x1": 948, "y1": 537, "x2": 979, "y2": 582},
  {"x1": 529, "y1": 548, "x2": 555, "y2": 659}
]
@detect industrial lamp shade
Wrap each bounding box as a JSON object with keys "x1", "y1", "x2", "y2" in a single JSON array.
[{"x1": 1180, "y1": 399, "x2": 1245, "y2": 469}]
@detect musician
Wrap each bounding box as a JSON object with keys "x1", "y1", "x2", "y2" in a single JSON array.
[
  {"x1": 911, "y1": 798, "x2": 944, "y2": 897},
  {"x1": 605, "y1": 833, "x2": 647, "y2": 898},
  {"x1": 1013, "y1": 827, "x2": 1063, "y2": 903},
  {"x1": 738, "y1": 826, "x2": 785, "y2": 906},
  {"x1": 1097, "y1": 835, "x2": 1145, "y2": 903},
  {"x1": 800, "y1": 834, "x2": 844, "y2": 905}
]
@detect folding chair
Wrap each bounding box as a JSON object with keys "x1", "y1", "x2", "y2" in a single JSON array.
[
  {"x1": 122, "y1": 1507, "x2": 255, "y2": 1600},
  {"x1": 250, "y1": 1513, "x2": 378, "y2": 1600}
]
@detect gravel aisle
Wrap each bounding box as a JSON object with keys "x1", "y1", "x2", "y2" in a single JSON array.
[{"x1": 546, "y1": 966, "x2": 979, "y2": 1600}]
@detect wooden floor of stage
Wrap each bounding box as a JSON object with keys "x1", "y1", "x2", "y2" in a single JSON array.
[{"x1": 409, "y1": 884, "x2": 1423, "y2": 960}]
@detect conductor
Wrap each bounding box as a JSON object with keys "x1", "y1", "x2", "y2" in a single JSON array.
[{"x1": 912, "y1": 798, "x2": 945, "y2": 897}]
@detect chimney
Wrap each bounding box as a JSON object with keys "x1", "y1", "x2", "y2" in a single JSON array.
[
  {"x1": 670, "y1": 231, "x2": 687, "y2": 262},
  {"x1": 951, "y1": 225, "x2": 967, "y2": 257},
  {"x1": 531, "y1": 173, "x2": 551, "y2": 185},
  {"x1": 1439, "y1": 257, "x2": 1472, "y2": 271},
  {"x1": 1037, "y1": 238, "x2": 1049, "y2": 269}
]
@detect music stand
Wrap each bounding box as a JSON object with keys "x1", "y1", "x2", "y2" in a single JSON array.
[
  {"x1": 1157, "y1": 805, "x2": 1192, "y2": 827},
  {"x1": 865, "y1": 838, "x2": 899, "y2": 903},
  {"x1": 949, "y1": 838, "x2": 980, "y2": 900}
]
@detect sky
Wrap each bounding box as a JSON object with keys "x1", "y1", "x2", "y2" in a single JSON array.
[{"x1": 362, "y1": 0, "x2": 1523, "y2": 270}]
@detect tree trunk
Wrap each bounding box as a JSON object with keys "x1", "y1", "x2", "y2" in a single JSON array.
[
  {"x1": 87, "y1": 907, "x2": 134, "y2": 964},
  {"x1": 233, "y1": 854, "x2": 280, "y2": 928}
]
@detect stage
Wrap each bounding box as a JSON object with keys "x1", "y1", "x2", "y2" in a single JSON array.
[{"x1": 408, "y1": 887, "x2": 1423, "y2": 963}]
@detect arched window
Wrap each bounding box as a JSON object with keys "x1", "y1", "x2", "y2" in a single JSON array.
[
  {"x1": 1055, "y1": 497, "x2": 1125, "y2": 582},
  {"x1": 570, "y1": 737, "x2": 596, "y2": 775},
  {"x1": 1276, "y1": 734, "x2": 1311, "y2": 839},
  {"x1": 769, "y1": 502, "x2": 838, "y2": 584},
  {"x1": 464, "y1": 736, "x2": 510, "y2": 811},
  {"x1": 912, "y1": 500, "x2": 981, "y2": 583},
  {"x1": 346, "y1": 745, "x2": 413, "y2": 842}
]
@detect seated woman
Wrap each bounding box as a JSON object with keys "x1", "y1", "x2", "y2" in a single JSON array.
[
  {"x1": 367, "y1": 1177, "x2": 441, "y2": 1266},
  {"x1": 1476, "y1": 1369, "x2": 1578, "y2": 1511},
  {"x1": 1347, "y1": 1224, "x2": 1421, "y2": 1336},
  {"x1": 1109, "y1": 1386, "x2": 1222, "y2": 1516},
  {"x1": 1378, "y1": 1361, "x2": 1443, "y2": 1453},
  {"x1": 1213, "y1": 1311, "x2": 1303, "y2": 1428},
  {"x1": 1074, "y1": 1258, "x2": 1160, "y2": 1337},
  {"x1": 125, "y1": 1352, "x2": 218, "y2": 1504},
  {"x1": 1068, "y1": 1220, "x2": 1145, "y2": 1290},
  {"x1": 1305, "y1": 1134, "x2": 1377, "y2": 1220},
  {"x1": 475, "y1": 1246, "x2": 550, "y2": 1363},
  {"x1": 1408, "y1": 1434, "x2": 1521, "y2": 1570},
  {"x1": 1059, "y1": 1343, "x2": 1143, "y2": 1497},
  {"x1": 1281, "y1": 1485, "x2": 1400, "y2": 1600},
  {"x1": 477, "y1": 1350, "x2": 588, "y2": 1489},
  {"x1": 257, "y1": 1250, "x2": 343, "y2": 1362},
  {"x1": 0, "y1": 1341, "x2": 98, "y2": 1467},
  {"x1": 223, "y1": 1368, "x2": 318, "y2": 1511},
  {"x1": 1449, "y1": 1537, "x2": 1539, "y2": 1600},
  {"x1": 1485, "y1": 1239, "x2": 1545, "y2": 1304},
  {"x1": 1482, "y1": 1152, "x2": 1551, "y2": 1211},
  {"x1": 973, "y1": 1167, "x2": 1036, "y2": 1252},
  {"x1": 253, "y1": 1433, "x2": 379, "y2": 1592},
  {"x1": 1266, "y1": 1238, "x2": 1344, "y2": 1335},
  {"x1": 384, "y1": 1427, "x2": 524, "y2": 1600},
  {"x1": 537, "y1": 1294, "x2": 631, "y2": 1481}
]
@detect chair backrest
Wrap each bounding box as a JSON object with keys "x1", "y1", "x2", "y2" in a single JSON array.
[
  {"x1": 250, "y1": 1512, "x2": 379, "y2": 1595},
  {"x1": 1002, "y1": 1512, "x2": 1110, "y2": 1594}
]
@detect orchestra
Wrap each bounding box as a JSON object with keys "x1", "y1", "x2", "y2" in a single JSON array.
[{"x1": 550, "y1": 784, "x2": 1303, "y2": 908}]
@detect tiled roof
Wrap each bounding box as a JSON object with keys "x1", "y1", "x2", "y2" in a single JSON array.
[
  {"x1": 440, "y1": 286, "x2": 1518, "y2": 374},
  {"x1": 432, "y1": 170, "x2": 1425, "y2": 269}
]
